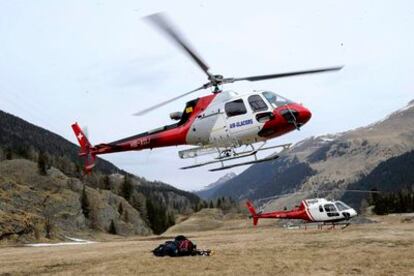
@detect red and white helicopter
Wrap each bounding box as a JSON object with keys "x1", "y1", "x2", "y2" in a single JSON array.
[
  {"x1": 246, "y1": 198, "x2": 357, "y2": 228},
  {"x1": 72, "y1": 13, "x2": 342, "y2": 173}
]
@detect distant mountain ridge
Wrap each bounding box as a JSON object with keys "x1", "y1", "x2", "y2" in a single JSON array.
[
  {"x1": 200, "y1": 100, "x2": 414, "y2": 210},
  {"x1": 195, "y1": 172, "x2": 237, "y2": 199},
  {"x1": 0, "y1": 109, "x2": 199, "y2": 203},
  {"x1": 0, "y1": 110, "x2": 119, "y2": 175}
]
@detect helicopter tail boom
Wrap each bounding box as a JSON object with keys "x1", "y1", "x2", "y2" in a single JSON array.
[{"x1": 71, "y1": 122, "x2": 96, "y2": 174}]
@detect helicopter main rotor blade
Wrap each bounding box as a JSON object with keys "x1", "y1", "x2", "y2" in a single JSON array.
[
  {"x1": 133, "y1": 85, "x2": 205, "y2": 116},
  {"x1": 146, "y1": 13, "x2": 212, "y2": 79},
  {"x1": 226, "y1": 66, "x2": 343, "y2": 83}
]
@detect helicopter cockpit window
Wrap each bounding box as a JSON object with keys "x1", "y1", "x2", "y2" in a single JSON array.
[
  {"x1": 262, "y1": 91, "x2": 293, "y2": 108},
  {"x1": 324, "y1": 203, "x2": 339, "y2": 217},
  {"x1": 248, "y1": 95, "x2": 268, "y2": 112},
  {"x1": 324, "y1": 204, "x2": 337, "y2": 212},
  {"x1": 335, "y1": 201, "x2": 351, "y2": 211},
  {"x1": 225, "y1": 99, "x2": 247, "y2": 117}
]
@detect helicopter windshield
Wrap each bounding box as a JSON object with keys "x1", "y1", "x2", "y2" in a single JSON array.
[
  {"x1": 335, "y1": 201, "x2": 352, "y2": 211},
  {"x1": 262, "y1": 91, "x2": 293, "y2": 108}
]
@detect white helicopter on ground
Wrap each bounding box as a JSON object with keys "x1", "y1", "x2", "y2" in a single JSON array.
[{"x1": 246, "y1": 198, "x2": 358, "y2": 228}]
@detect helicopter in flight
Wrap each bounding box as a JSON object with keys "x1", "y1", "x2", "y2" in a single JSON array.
[
  {"x1": 246, "y1": 198, "x2": 358, "y2": 228},
  {"x1": 72, "y1": 13, "x2": 342, "y2": 173}
]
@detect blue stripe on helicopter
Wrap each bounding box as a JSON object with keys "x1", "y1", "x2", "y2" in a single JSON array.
[{"x1": 230, "y1": 119, "x2": 253, "y2": 129}]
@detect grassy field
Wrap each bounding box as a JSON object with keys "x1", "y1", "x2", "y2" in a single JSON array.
[{"x1": 0, "y1": 215, "x2": 413, "y2": 275}]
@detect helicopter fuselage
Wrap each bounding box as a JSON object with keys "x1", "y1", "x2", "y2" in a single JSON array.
[
  {"x1": 186, "y1": 90, "x2": 311, "y2": 147},
  {"x1": 71, "y1": 90, "x2": 311, "y2": 172},
  {"x1": 75, "y1": 90, "x2": 311, "y2": 155},
  {"x1": 246, "y1": 198, "x2": 358, "y2": 226}
]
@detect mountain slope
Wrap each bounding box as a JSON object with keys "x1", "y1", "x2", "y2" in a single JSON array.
[
  {"x1": 0, "y1": 159, "x2": 151, "y2": 242},
  {"x1": 0, "y1": 110, "x2": 201, "y2": 240},
  {"x1": 341, "y1": 150, "x2": 414, "y2": 210},
  {"x1": 0, "y1": 110, "x2": 120, "y2": 175},
  {"x1": 203, "y1": 100, "x2": 414, "y2": 208},
  {"x1": 195, "y1": 172, "x2": 236, "y2": 199},
  {"x1": 0, "y1": 110, "x2": 199, "y2": 207}
]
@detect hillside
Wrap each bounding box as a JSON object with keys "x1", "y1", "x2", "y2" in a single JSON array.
[
  {"x1": 0, "y1": 110, "x2": 202, "y2": 241},
  {"x1": 0, "y1": 159, "x2": 151, "y2": 242},
  {"x1": 202, "y1": 100, "x2": 414, "y2": 210},
  {"x1": 341, "y1": 150, "x2": 414, "y2": 209},
  {"x1": 0, "y1": 110, "x2": 120, "y2": 175}
]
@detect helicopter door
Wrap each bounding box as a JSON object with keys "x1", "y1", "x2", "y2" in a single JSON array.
[
  {"x1": 323, "y1": 203, "x2": 340, "y2": 218},
  {"x1": 307, "y1": 204, "x2": 326, "y2": 222},
  {"x1": 225, "y1": 99, "x2": 258, "y2": 144},
  {"x1": 206, "y1": 106, "x2": 230, "y2": 146},
  {"x1": 248, "y1": 94, "x2": 274, "y2": 125}
]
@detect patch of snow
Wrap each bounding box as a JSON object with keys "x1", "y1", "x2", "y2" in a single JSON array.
[
  {"x1": 316, "y1": 134, "x2": 341, "y2": 144},
  {"x1": 320, "y1": 137, "x2": 335, "y2": 142},
  {"x1": 367, "y1": 100, "x2": 414, "y2": 129},
  {"x1": 25, "y1": 237, "x2": 96, "y2": 247},
  {"x1": 397, "y1": 102, "x2": 414, "y2": 113}
]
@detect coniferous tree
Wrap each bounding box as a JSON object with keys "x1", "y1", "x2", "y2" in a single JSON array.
[
  {"x1": 37, "y1": 151, "x2": 48, "y2": 175},
  {"x1": 146, "y1": 198, "x2": 156, "y2": 229},
  {"x1": 121, "y1": 175, "x2": 133, "y2": 201},
  {"x1": 146, "y1": 197, "x2": 174, "y2": 234},
  {"x1": 194, "y1": 202, "x2": 203, "y2": 212},
  {"x1": 5, "y1": 148, "x2": 12, "y2": 160},
  {"x1": 102, "y1": 175, "x2": 110, "y2": 190},
  {"x1": 118, "y1": 202, "x2": 124, "y2": 216},
  {"x1": 80, "y1": 185, "x2": 91, "y2": 219},
  {"x1": 108, "y1": 220, "x2": 117, "y2": 235},
  {"x1": 217, "y1": 198, "x2": 222, "y2": 209},
  {"x1": 371, "y1": 188, "x2": 414, "y2": 215},
  {"x1": 167, "y1": 212, "x2": 175, "y2": 227},
  {"x1": 45, "y1": 218, "x2": 53, "y2": 239},
  {"x1": 131, "y1": 192, "x2": 147, "y2": 222}
]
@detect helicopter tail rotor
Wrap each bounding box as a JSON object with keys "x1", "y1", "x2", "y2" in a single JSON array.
[
  {"x1": 246, "y1": 200, "x2": 259, "y2": 226},
  {"x1": 71, "y1": 122, "x2": 96, "y2": 174}
]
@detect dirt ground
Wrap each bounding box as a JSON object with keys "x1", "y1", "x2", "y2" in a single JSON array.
[{"x1": 0, "y1": 215, "x2": 413, "y2": 275}]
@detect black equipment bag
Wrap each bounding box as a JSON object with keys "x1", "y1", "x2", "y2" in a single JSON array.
[{"x1": 152, "y1": 235, "x2": 196, "y2": 257}]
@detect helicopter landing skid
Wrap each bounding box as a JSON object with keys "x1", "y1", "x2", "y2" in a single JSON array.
[
  {"x1": 209, "y1": 154, "x2": 280, "y2": 171},
  {"x1": 180, "y1": 143, "x2": 291, "y2": 171}
]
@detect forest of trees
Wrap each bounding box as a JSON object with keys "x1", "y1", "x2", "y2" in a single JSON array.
[
  {"x1": 370, "y1": 189, "x2": 414, "y2": 215},
  {"x1": 341, "y1": 150, "x2": 414, "y2": 211},
  {"x1": 194, "y1": 196, "x2": 240, "y2": 213}
]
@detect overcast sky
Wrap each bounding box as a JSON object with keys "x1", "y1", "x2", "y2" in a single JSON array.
[{"x1": 0, "y1": 1, "x2": 413, "y2": 191}]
